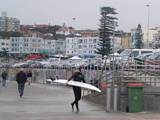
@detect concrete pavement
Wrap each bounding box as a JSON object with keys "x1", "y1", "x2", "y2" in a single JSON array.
[{"x1": 0, "y1": 81, "x2": 160, "y2": 120}]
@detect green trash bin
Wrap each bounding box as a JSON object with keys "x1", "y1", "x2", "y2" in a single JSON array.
[{"x1": 128, "y1": 83, "x2": 144, "y2": 113}]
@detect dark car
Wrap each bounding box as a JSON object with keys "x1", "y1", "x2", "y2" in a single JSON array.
[
  {"x1": 134, "y1": 53, "x2": 152, "y2": 65},
  {"x1": 145, "y1": 52, "x2": 160, "y2": 69}
]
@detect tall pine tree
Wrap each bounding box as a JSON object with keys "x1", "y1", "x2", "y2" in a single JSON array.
[
  {"x1": 135, "y1": 24, "x2": 143, "y2": 49},
  {"x1": 97, "y1": 7, "x2": 118, "y2": 58}
]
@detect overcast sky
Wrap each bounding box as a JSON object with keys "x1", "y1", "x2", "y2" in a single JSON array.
[{"x1": 0, "y1": 0, "x2": 158, "y2": 32}]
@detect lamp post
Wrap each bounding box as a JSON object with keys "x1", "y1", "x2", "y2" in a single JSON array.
[
  {"x1": 72, "y1": 17, "x2": 76, "y2": 33},
  {"x1": 107, "y1": 21, "x2": 117, "y2": 112},
  {"x1": 146, "y1": 4, "x2": 150, "y2": 48}
]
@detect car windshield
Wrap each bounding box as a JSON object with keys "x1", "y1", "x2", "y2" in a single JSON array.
[
  {"x1": 120, "y1": 49, "x2": 132, "y2": 56},
  {"x1": 148, "y1": 52, "x2": 160, "y2": 59},
  {"x1": 136, "y1": 53, "x2": 152, "y2": 60}
]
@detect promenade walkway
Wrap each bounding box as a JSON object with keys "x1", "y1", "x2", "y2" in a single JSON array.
[{"x1": 0, "y1": 81, "x2": 160, "y2": 120}]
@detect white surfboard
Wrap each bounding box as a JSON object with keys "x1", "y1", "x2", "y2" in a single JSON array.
[
  {"x1": 46, "y1": 79, "x2": 53, "y2": 82},
  {"x1": 53, "y1": 79, "x2": 101, "y2": 92}
]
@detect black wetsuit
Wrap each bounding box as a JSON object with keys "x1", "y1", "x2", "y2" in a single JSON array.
[{"x1": 68, "y1": 71, "x2": 85, "y2": 111}]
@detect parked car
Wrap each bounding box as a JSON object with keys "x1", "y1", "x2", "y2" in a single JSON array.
[
  {"x1": 145, "y1": 52, "x2": 160, "y2": 69},
  {"x1": 120, "y1": 49, "x2": 154, "y2": 59},
  {"x1": 134, "y1": 53, "x2": 153, "y2": 69},
  {"x1": 119, "y1": 49, "x2": 155, "y2": 65},
  {"x1": 134, "y1": 53, "x2": 153, "y2": 65}
]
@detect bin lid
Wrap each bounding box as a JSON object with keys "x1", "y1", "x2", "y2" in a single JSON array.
[{"x1": 128, "y1": 83, "x2": 144, "y2": 87}]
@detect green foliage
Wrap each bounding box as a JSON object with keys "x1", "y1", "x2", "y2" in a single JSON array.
[
  {"x1": 0, "y1": 48, "x2": 8, "y2": 56},
  {"x1": 0, "y1": 48, "x2": 9, "y2": 62},
  {"x1": 135, "y1": 24, "x2": 143, "y2": 49},
  {"x1": 97, "y1": 6, "x2": 118, "y2": 58}
]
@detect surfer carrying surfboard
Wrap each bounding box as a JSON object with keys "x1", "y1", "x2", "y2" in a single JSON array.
[{"x1": 68, "y1": 67, "x2": 85, "y2": 112}]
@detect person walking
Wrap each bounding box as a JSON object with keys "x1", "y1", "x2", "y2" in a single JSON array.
[
  {"x1": 27, "y1": 70, "x2": 32, "y2": 85},
  {"x1": 1, "y1": 70, "x2": 8, "y2": 87},
  {"x1": 68, "y1": 67, "x2": 85, "y2": 112},
  {"x1": 16, "y1": 68, "x2": 27, "y2": 98}
]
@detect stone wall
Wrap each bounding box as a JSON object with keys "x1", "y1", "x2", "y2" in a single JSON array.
[{"x1": 143, "y1": 87, "x2": 160, "y2": 112}]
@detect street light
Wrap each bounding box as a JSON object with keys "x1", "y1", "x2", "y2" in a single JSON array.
[
  {"x1": 146, "y1": 4, "x2": 150, "y2": 48},
  {"x1": 72, "y1": 17, "x2": 76, "y2": 32}
]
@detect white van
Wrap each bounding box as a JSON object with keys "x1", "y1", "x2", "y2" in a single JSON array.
[{"x1": 120, "y1": 49, "x2": 155, "y2": 61}]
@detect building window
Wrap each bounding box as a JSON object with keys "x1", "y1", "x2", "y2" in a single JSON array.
[
  {"x1": 83, "y1": 45, "x2": 87, "y2": 48},
  {"x1": 32, "y1": 39, "x2": 36, "y2": 42},
  {"x1": 1, "y1": 42, "x2": 5, "y2": 45},
  {"x1": 78, "y1": 39, "x2": 83, "y2": 43},
  {"x1": 78, "y1": 45, "x2": 82, "y2": 49},
  {"x1": 93, "y1": 39, "x2": 97, "y2": 43}
]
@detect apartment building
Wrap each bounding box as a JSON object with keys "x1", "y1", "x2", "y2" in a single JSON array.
[
  {"x1": 0, "y1": 12, "x2": 20, "y2": 32},
  {"x1": 55, "y1": 39, "x2": 65, "y2": 54},
  {"x1": 43, "y1": 39, "x2": 56, "y2": 55},
  {"x1": 153, "y1": 31, "x2": 160, "y2": 48},
  {"x1": 120, "y1": 33, "x2": 131, "y2": 49},
  {"x1": 10, "y1": 37, "x2": 43, "y2": 54},
  {"x1": 65, "y1": 37, "x2": 99, "y2": 57}
]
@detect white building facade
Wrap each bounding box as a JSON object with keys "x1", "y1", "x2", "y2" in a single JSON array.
[
  {"x1": 65, "y1": 37, "x2": 99, "y2": 57},
  {"x1": 55, "y1": 39, "x2": 66, "y2": 54},
  {"x1": 2, "y1": 37, "x2": 65, "y2": 56},
  {"x1": 153, "y1": 31, "x2": 160, "y2": 48},
  {"x1": 113, "y1": 36, "x2": 122, "y2": 52},
  {"x1": 143, "y1": 28, "x2": 158, "y2": 48},
  {"x1": 7, "y1": 17, "x2": 20, "y2": 32},
  {"x1": 43, "y1": 39, "x2": 56, "y2": 55},
  {"x1": 10, "y1": 37, "x2": 43, "y2": 54},
  {"x1": 0, "y1": 17, "x2": 6, "y2": 31},
  {"x1": 0, "y1": 12, "x2": 20, "y2": 32}
]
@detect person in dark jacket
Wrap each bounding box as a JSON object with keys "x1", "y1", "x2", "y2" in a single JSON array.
[
  {"x1": 68, "y1": 67, "x2": 85, "y2": 112},
  {"x1": 1, "y1": 70, "x2": 8, "y2": 87},
  {"x1": 16, "y1": 68, "x2": 27, "y2": 98},
  {"x1": 27, "y1": 70, "x2": 32, "y2": 85}
]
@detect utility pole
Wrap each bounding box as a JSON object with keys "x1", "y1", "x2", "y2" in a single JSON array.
[
  {"x1": 146, "y1": 4, "x2": 150, "y2": 48},
  {"x1": 72, "y1": 17, "x2": 76, "y2": 33},
  {"x1": 106, "y1": 22, "x2": 118, "y2": 112}
]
